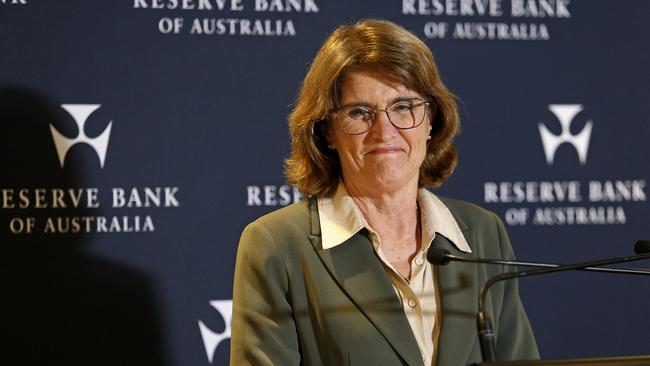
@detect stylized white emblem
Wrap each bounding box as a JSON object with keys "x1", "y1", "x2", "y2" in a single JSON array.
[
  {"x1": 198, "y1": 300, "x2": 232, "y2": 364},
  {"x1": 49, "y1": 104, "x2": 112, "y2": 168},
  {"x1": 1, "y1": 0, "x2": 28, "y2": 5},
  {"x1": 538, "y1": 104, "x2": 592, "y2": 165}
]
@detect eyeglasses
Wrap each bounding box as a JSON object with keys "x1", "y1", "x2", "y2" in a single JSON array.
[{"x1": 331, "y1": 99, "x2": 430, "y2": 135}]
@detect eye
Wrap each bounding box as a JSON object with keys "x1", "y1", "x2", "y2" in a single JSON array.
[
  {"x1": 346, "y1": 106, "x2": 372, "y2": 119},
  {"x1": 390, "y1": 102, "x2": 415, "y2": 114}
]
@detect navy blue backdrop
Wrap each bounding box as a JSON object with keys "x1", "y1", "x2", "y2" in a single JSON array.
[{"x1": 1, "y1": 1, "x2": 648, "y2": 365}]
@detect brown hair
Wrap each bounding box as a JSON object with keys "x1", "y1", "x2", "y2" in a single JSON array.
[{"x1": 285, "y1": 19, "x2": 460, "y2": 196}]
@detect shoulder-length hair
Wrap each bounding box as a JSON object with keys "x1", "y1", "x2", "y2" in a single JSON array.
[{"x1": 285, "y1": 19, "x2": 460, "y2": 197}]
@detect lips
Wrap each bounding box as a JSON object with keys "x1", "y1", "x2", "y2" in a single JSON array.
[{"x1": 364, "y1": 146, "x2": 404, "y2": 155}]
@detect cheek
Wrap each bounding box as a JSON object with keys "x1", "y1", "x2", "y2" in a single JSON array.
[
  {"x1": 409, "y1": 135, "x2": 430, "y2": 167},
  {"x1": 413, "y1": 141, "x2": 427, "y2": 162},
  {"x1": 331, "y1": 136, "x2": 359, "y2": 166},
  {"x1": 406, "y1": 130, "x2": 429, "y2": 153},
  {"x1": 335, "y1": 132, "x2": 362, "y2": 152}
]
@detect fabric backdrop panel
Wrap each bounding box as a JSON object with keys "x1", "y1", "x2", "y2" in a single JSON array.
[{"x1": 1, "y1": 1, "x2": 648, "y2": 365}]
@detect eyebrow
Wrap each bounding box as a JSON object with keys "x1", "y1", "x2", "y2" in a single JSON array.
[{"x1": 339, "y1": 97, "x2": 423, "y2": 109}]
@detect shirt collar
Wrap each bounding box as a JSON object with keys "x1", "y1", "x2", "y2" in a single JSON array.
[{"x1": 317, "y1": 181, "x2": 472, "y2": 253}]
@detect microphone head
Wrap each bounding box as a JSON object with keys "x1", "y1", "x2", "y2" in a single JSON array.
[
  {"x1": 427, "y1": 247, "x2": 451, "y2": 265},
  {"x1": 634, "y1": 240, "x2": 650, "y2": 254}
]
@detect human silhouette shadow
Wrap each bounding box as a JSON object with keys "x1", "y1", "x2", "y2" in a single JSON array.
[{"x1": 0, "y1": 87, "x2": 167, "y2": 365}]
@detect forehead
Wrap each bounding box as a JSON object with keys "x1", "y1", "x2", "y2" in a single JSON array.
[{"x1": 339, "y1": 70, "x2": 420, "y2": 104}]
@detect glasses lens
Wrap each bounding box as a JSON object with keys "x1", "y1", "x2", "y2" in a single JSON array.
[
  {"x1": 334, "y1": 101, "x2": 428, "y2": 134},
  {"x1": 387, "y1": 101, "x2": 426, "y2": 129},
  {"x1": 338, "y1": 106, "x2": 374, "y2": 134}
]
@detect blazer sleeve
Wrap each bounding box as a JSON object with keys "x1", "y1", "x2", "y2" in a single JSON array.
[
  {"x1": 493, "y1": 214, "x2": 541, "y2": 361},
  {"x1": 230, "y1": 221, "x2": 301, "y2": 366}
]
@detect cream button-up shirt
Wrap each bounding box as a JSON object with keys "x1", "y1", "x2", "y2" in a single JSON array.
[{"x1": 318, "y1": 182, "x2": 472, "y2": 366}]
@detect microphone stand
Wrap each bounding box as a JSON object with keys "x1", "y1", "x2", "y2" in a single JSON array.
[
  {"x1": 445, "y1": 253, "x2": 650, "y2": 275},
  {"x1": 478, "y1": 251, "x2": 650, "y2": 363}
]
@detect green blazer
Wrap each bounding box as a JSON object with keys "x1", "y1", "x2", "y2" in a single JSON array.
[{"x1": 230, "y1": 197, "x2": 539, "y2": 366}]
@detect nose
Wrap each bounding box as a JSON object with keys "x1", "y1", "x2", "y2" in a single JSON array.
[{"x1": 367, "y1": 110, "x2": 397, "y2": 140}]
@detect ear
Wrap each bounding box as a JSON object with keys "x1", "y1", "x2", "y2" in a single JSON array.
[
  {"x1": 426, "y1": 104, "x2": 434, "y2": 141},
  {"x1": 321, "y1": 120, "x2": 336, "y2": 149},
  {"x1": 426, "y1": 99, "x2": 437, "y2": 139}
]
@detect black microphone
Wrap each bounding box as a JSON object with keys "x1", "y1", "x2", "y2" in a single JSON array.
[
  {"x1": 635, "y1": 240, "x2": 650, "y2": 254},
  {"x1": 427, "y1": 246, "x2": 650, "y2": 275},
  {"x1": 477, "y1": 246, "x2": 650, "y2": 363}
]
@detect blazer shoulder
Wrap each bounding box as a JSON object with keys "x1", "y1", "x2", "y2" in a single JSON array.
[
  {"x1": 250, "y1": 199, "x2": 310, "y2": 231},
  {"x1": 241, "y1": 200, "x2": 312, "y2": 250}
]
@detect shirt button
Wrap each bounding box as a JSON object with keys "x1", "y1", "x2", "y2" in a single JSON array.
[
  {"x1": 415, "y1": 256, "x2": 424, "y2": 266},
  {"x1": 407, "y1": 298, "x2": 417, "y2": 308}
]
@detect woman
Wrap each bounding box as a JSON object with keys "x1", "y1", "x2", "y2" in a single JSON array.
[{"x1": 231, "y1": 19, "x2": 538, "y2": 366}]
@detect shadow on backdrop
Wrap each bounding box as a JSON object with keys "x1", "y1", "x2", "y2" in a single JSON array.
[{"x1": 0, "y1": 87, "x2": 168, "y2": 365}]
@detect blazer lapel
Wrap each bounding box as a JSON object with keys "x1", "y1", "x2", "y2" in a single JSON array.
[
  {"x1": 434, "y1": 223, "x2": 479, "y2": 366},
  {"x1": 313, "y1": 232, "x2": 424, "y2": 366}
]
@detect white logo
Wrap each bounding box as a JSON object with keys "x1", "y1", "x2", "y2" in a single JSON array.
[
  {"x1": 538, "y1": 104, "x2": 592, "y2": 165},
  {"x1": 198, "y1": 300, "x2": 232, "y2": 364},
  {"x1": 0, "y1": 0, "x2": 28, "y2": 5},
  {"x1": 49, "y1": 104, "x2": 113, "y2": 168}
]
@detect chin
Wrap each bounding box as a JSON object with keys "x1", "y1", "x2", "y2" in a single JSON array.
[{"x1": 371, "y1": 173, "x2": 413, "y2": 189}]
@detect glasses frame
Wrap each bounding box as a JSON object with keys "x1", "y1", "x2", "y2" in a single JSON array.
[{"x1": 330, "y1": 99, "x2": 431, "y2": 135}]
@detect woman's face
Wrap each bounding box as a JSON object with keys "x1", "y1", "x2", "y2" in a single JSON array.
[{"x1": 327, "y1": 70, "x2": 432, "y2": 196}]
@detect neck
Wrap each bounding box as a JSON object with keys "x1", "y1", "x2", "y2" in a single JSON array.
[
  {"x1": 342, "y1": 175, "x2": 419, "y2": 214},
  {"x1": 343, "y1": 178, "x2": 420, "y2": 252}
]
